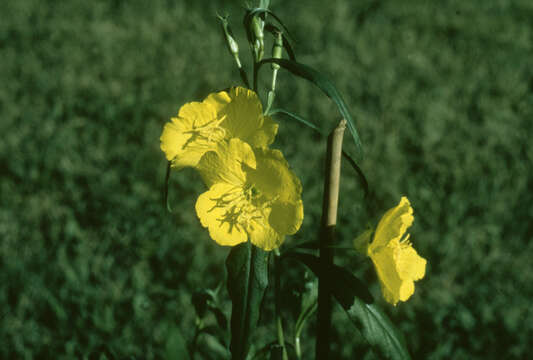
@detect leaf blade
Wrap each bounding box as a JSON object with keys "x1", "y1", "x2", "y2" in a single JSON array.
[
  {"x1": 286, "y1": 252, "x2": 411, "y2": 360},
  {"x1": 257, "y1": 58, "x2": 364, "y2": 160},
  {"x1": 226, "y1": 242, "x2": 269, "y2": 360}
]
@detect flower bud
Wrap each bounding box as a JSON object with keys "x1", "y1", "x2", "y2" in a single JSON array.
[
  {"x1": 218, "y1": 14, "x2": 242, "y2": 68},
  {"x1": 271, "y1": 31, "x2": 283, "y2": 70},
  {"x1": 251, "y1": 15, "x2": 264, "y2": 60}
]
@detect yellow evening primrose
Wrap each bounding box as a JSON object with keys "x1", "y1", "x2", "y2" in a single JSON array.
[
  {"x1": 160, "y1": 87, "x2": 278, "y2": 169},
  {"x1": 355, "y1": 197, "x2": 426, "y2": 305},
  {"x1": 195, "y1": 138, "x2": 303, "y2": 251}
]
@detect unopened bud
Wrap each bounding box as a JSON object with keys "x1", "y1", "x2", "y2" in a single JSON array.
[
  {"x1": 251, "y1": 15, "x2": 264, "y2": 60},
  {"x1": 271, "y1": 31, "x2": 283, "y2": 70},
  {"x1": 218, "y1": 13, "x2": 242, "y2": 68}
]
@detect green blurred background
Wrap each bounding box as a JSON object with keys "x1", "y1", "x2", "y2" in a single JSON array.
[{"x1": 1, "y1": 0, "x2": 532, "y2": 358}]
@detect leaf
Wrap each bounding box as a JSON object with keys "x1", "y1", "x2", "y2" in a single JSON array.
[
  {"x1": 268, "y1": 108, "x2": 323, "y2": 134},
  {"x1": 257, "y1": 58, "x2": 364, "y2": 161},
  {"x1": 226, "y1": 242, "x2": 269, "y2": 360},
  {"x1": 286, "y1": 252, "x2": 411, "y2": 360},
  {"x1": 345, "y1": 300, "x2": 412, "y2": 360},
  {"x1": 285, "y1": 252, "x2": 373, "y2": 304},
  {"x1": 209, "y1": 306, "x2": 228, "y2": 330},
  {"x1": 294, "y1": 276, "x2": 318, "y2": 338},
  {"x1": 166, "y1": 327, "x2": 190, "y2": 360},
  {"x1": 268, "y1": 108, "x2": 369, "y2": 198}
]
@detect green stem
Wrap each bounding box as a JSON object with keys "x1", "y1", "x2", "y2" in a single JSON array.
[
  {"x1": 315, "y1": 119, "x2": 346, "y2": 359},
  {"x1": 189, "y1": 317, "x2": 204, "y2": 360},
  {"x1": 274, "y1": 249, "x2": 289, "y2": 360}
]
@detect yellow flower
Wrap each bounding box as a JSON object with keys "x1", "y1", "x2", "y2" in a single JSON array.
[
  {"x1": 195, "y1": 138, "x2": 303, "y2": 251},
  {"x1": 160, "y1": 87, "x2": 278, "y2": 169},
  {"x1": 355, "y1": 197, "x2": 426, "y2": 305}
]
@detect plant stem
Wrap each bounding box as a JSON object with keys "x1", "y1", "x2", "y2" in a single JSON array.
[
  {"x1": 190, "y1": 317, "x2": 204, "y2": 360},
  {"x1": 315, "y1": 119, "x2": 346, "y2": 359},
  {"x1": 274, "y1": 249, "x2": 289, "y2": 360}
]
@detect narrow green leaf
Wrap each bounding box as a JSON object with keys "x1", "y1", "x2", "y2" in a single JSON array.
[
  {"x1": 268, "y1": 108, "x2": 323, "y2": 134},
  {"x1": 286, "y1": 252, "x2": 411, "y2": 360},
  {"x1": 226, "y1": 242, "x2": 269, "y2": 360},
  {"x1": 268, "y1": 108, "x2": 369, "y2": 198},
  {"x1": 285, "y1": 252, "x2": 373, "y2": 304},
  {"x1": 259, "y1": 0, "x2": 270, "y2": 10},
  {"x1": 166, "y1": 327, "x2": 190, "y2": 360},
  {"x1": 257, "y1": 58, "x2": 364, "y2": 160},
  {"x1": 345, "y1": 300, "x2": 412, "y2": 360},
  {"x1": 342, "y1": 150, "x2": 370, "y2": 199}
]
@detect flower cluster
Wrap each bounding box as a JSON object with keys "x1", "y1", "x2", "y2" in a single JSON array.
[{"x1": 161, "y1": 87, "x2": 303, "y2": 251}]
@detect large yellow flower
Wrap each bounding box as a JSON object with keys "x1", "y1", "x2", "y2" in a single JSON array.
[
  {"x1": 195, "y1": 138, "x2": 303, "y2": 251},
  {"x1": 355, "y1": 197, "x2": 426, "y2": 305},
  {"x1": 160, "y1": 87, "x2": 278, "y2": 169}
]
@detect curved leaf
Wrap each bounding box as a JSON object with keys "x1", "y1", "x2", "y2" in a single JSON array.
[
  {"x1": 257, "y1": 58, "x2": 364, "y2": 161},
  {"x1": 268, "y1": 108, "x2": 322, "y2": 134},
  {"x1": 346, "y1": 300, "x2": 411, "y2": 360},
  {"x1": 284, "y1": 252, "x2": 373, "y2": 305},
  {"x1": 226, "y1": 242, "x2": 269, "y2": 360},
  {"x1": 285, "y1": 252, "x2": 411, "y2": 360},
  {"x1": 268, "y1": 108, "x2": 369, "y2": 198}
]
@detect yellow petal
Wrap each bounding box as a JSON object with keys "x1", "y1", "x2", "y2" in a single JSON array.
[
  {"x1": 395, "y1": 242, "x2": 427, "y2": 281},
  {"x1": 371, "y1": 246, "x2": 404, "y2": 305},
  {"x1": 247, "y1": 217, "x2": 284, "y2": 251},
  {"x1": 369, "y1": 196, "x2": 413, "y2": 253},
  {"x1": 245, "y1": 147, "x2": 302, "y2": 203},
  {"x1": 203, "y1": 90, "x2": 232, "y2": 113},
  {"x1": 195, "y1": 183, "x2": 248, "y2": 247},
  {"x1": 160, "y1": 122, "x2": 191, "y2": 163},
  {"x1": 160, "y1": 101, "x2": 221, "y2": 169},
  {"x1": 269, "y1": 200, "x2": 304, "y2": 236},
  {"x1": 248, "y1": 114, "x2": 278, "y2": 148},
  {"x1": 178, "y1": 101, "x2": 218, "y2": 127},
  {"x1": 197, "y1": 138, "x2": 256, "y2": 188},
  {"x1": 215, "y1": 87, "x2": 278, "y2": 148}
]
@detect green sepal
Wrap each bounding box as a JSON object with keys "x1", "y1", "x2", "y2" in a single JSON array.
[{"x1": 226, "y1": 242, "x2": 269, "y2": 360}]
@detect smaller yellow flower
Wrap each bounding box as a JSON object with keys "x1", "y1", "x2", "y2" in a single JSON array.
[
  {"x1": 160, "y1": 87, "x2": 278, "y2": 169},
  {"x1": 195, "y1": 138, "x2": 303, "y2": 251},
  {"x1": 355, "y1": 197, "x2": 426, "y2": 305}
]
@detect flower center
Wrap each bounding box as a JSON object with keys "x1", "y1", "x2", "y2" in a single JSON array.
[
  {"x1": 209, "y1": 185, "x2": 272, "y2": 234},
  {"x1": 182, "y1": 116, "x2": 226, "y2": 150}
]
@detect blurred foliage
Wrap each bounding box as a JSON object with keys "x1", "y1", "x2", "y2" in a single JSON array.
[{"x1": 1, "y1": 0, "x2": 532, "y2": 359}]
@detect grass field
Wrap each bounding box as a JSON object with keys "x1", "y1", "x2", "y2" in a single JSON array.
[{"x1": 1, "y1": 0, "x2": 532, "y2": 358}]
